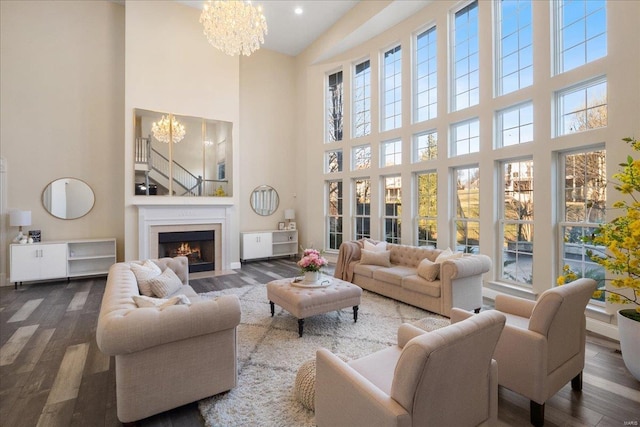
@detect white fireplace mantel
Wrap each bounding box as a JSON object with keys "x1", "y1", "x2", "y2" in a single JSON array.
[{"x1": 137, "y1": 204, "x2": 235, "y2": 270}]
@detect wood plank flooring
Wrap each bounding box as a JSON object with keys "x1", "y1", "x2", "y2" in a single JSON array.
[{"x1": 0, "y1": 258, "x2": 638, "y2": 427}]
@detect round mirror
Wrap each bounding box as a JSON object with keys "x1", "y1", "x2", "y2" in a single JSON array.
[
  {"x1": 250, "y1": 185, "x2": 279, "y2": 216},
  {"x1": 42, "y1": 178, "x2": 95, "y2": 220}
]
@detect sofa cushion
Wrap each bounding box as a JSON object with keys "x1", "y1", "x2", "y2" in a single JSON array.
[
  {"x1": 373, "y1": 266, "x2": 416, "y2": 286},
  {"x1": 417, "y1": 259, "x2": 440, "y2": 281},
  {"x1": 360, "y1": 249, "x2": 392, "y2": 267},
  {"x1": 131, "y1": 260, "x2": 162, "y2": 296},
  {"x1": 353, "y1": 262, "x2": 384, "y2": 278},
  {"x1": 401, "y1": 275, "x2": 441, "y2": 297},
  {"x1": 132, "y1": 294, "x2": 191, "y2": 309},
  {"x1": 146, "y1": 267, "x2": 183, "y2": 298}
]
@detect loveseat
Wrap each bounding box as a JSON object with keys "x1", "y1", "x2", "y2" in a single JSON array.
[
  {"x1": 335, "y1": 241, "x2": 491, "y2": 317},
  {"x1": 96, "y1": 257, "x2": 241, "y2": 423}
]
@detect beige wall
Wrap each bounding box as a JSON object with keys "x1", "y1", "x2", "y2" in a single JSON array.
[
  {"x1": 239, "y1": 50, "x2": 297, "y2": 233},
  {"x1": 0, "y1": 0, "x2": 125, "y2": 285}
]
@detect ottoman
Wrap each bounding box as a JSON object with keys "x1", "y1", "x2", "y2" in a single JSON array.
[{"x1": 266, "y1": 277, "x2": 363, "y2": 337}]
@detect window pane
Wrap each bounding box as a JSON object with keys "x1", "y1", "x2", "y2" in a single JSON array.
[
  {"x1": 325, "y1": 150, "x2": 342, "y2": 173},
  {"x1": 497, "y1": 102, "x2": 534, "y2": 147},
  {"x1": 559, "y1": 149, "x2": 607, "y2": 301},
  {"x1": 327, "y1": 180, "x2": 343, "y2": 250},
  {"x1": 415, "y1": 26, "x2": 437, "y2": 122},
  {"x1": 501, "y1": 159, "x2": 534, "y2": 284},
  {"x1": 455, "y1": 167, "x2": 480, "y2": 252},
  {"x1": 384, "y1": 176, "x2": 402, "y2": 243},
  {"x1": 556, "y1": 0, "x2": 606, "y2": 74},
  {"x1": 414, "y1": 131, "x2": 438, "y2": 162},
  {"x1": 563, "y1": 150, "x2": 606, "y2": 223},
  {"x1": 556, "y1": 78, "x2": 607, "y2": 136},
  {"x1": 353, "y1": 60, "x2": 371, "y2": 138},
  {"x1": 352, "y1": 145, "x2": 371, "y2": 170},
  {"x1": 417, "y1": 171, "x2": 438, "y2": 247},
  {"x1": 451, "y1": 118, "x2": 480, "y2": 156},
  {"x1": 326, "y1": 71, "x2": 343, "y2": 142},
  {"x1": 453, "y1": 1, "x2": 479, "y2": 110},
  {"x1": 382, "y1": 46, "x2": 402, "y2": 131},
  {"x1": 381, "y1": 139, "x2": 402, "y2": 167},
  {"x1": 354, "y1": 178, "x2": 371, "y2": 240}
]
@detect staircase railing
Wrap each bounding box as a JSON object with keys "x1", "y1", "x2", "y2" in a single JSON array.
[{"x1": 135, "y1": 137, "x2": 227, "y2": 196}]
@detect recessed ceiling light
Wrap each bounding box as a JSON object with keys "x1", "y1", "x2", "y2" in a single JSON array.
[{"x1": 294, "y1": 7, "x2": 303, "y2": 15}]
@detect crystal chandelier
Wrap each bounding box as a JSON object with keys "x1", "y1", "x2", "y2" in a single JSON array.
[
  {"x1": 151, "y1": 115, "x2": 186, "y2": 144},
  {"x1": 199, "y1": 0, "x2": 268, "y2": 57}
]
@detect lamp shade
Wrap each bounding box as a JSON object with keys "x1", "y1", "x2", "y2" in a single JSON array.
[
  {"x1": 10, "y1": 210, "x2": 31, "y2": 227},
  {"x1": 284, "y1": 209, "x2": 295, "y2": 220}
]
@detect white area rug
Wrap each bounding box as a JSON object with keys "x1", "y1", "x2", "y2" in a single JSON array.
[{"x1": 197, "y1": 283, "x2": 449, "y2": 427}]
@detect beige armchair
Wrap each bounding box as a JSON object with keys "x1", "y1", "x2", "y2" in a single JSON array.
[
  {"x1": 453, "y1": 278, "x2": 597, "y2": 426},
  {"x1": 315, "y1": 309, "x2": 506, "y2": 427}
]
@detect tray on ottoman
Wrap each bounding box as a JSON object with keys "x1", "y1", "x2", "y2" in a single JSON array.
[{"x1": 267, "y1": 276, "x2": 362, "y2": 337}]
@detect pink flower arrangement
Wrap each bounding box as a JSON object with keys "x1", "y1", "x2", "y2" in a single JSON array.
[{"x1": 297, "y1": 248, "x2": 328, "y2": 272}]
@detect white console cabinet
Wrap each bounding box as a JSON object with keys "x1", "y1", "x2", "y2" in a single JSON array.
[
  {"x1": 241, "y1": 230, "x2": 298, "y2": 261},
  {"x1": 10, "y1": 238, "x2": 116, "y2": 288},
  {"x1": 10, "y1": 243, "x2": 67, "y2": 284}
]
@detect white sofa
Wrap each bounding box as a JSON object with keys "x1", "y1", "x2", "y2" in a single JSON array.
[
  {"x1": 335, "y1": 241, "x2": 491, "y2": 317},
  {"x1": 96, "y1": 256, "x2": 241, "y2": 423}
]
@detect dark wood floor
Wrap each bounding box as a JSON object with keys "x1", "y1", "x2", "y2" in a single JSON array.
[{"x1": 1, "y1": 258, "x2": 638, "y2": 427}]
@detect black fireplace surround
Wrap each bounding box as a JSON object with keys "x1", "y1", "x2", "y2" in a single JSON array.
[{"x1": 158, "y1": 230, "x2": 214, "y2": 273}]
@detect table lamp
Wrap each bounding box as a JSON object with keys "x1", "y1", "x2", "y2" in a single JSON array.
[
  {"x1": 10, "y1": 210, "x2": 31, "y2": 243},
  {"x1": 284, "y1": 209, "x2": 295, "y2": 225}
]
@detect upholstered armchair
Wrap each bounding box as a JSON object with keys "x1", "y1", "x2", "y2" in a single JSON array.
[
  {"x1": 452, "y1": 278, "x2": 597, "y2": 427},
  {"x1": 315, "y1": 309, "x2": 506, "y2": 427}
]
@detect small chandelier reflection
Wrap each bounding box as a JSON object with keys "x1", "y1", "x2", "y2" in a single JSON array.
[
  {"x1": 199, "y1": 0, "x2": 268, "y2": 57},
  {"x1": 151, "y1": 115, "x2": 186, "y2": 144}
]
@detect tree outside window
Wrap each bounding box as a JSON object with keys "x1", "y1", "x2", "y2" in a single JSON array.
[
  {"x1": 416, "y1": 171, "x2": 438, "y2": 247},
  {"x1": 455, "y1": 167, "x2": 480, "y2": 253},
  {"x1": 501, "y1": 159, "x2": 534, "y2": 285},
  {"x1": 326, "y1": 71, "x2": 343, "y2": 142}
]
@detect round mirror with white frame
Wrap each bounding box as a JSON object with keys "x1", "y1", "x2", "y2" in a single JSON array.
[
  {"x1": 42, "y1": 178, "x2": 95, "y2": 220},
  {"x1": 250, "y1": 185, "x2": 279, "y2": 216}
]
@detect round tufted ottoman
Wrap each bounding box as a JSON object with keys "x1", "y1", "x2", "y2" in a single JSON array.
[{"x1": 295, "y1": 359, "x2": 317, "y2": 411}]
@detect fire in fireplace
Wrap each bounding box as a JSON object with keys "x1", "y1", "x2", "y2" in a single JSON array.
[{"x1": 158, "y1": 230, "x2": 214, "y2": 273}]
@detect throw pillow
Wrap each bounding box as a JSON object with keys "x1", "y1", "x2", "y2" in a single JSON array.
[
  {"x1": 132, "y1": 294, "x2": 191, "y2": 310},
  {"x1": 364, "y1": 240, "x2": 387, "y2": 252},
  {"x1": 145, "y1": 267, "x2": 183, "y2": 298},
  {"x1": 130, "y1": 260, "x2": 162, "y2": 297},
  {"x1": 435, "y1": 248, "x2": 463, "y2": 264},
  {"x1": 417, "y1": 258, "x2": 440, "y2": 281},
  {"x1": 360, "y1": 249, "x2": 392, "y2": 267}
]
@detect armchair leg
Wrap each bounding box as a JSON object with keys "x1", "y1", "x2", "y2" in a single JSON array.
[
  {"x1": 530, "y1": 401, "x2": 545, "y2": 427},
  {"x1": 474, "y1": 308, "x2": 481, "y2": 313},
  {"x1": 571, "y1": 371, "x2": 583, "y2": 391}
]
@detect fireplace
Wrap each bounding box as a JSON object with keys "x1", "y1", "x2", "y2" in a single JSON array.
[
  {"x1": 158, "y1": 230, "x2": 214, "y2": 273},
  {"x1": 137, "y1": 205, "x2": 238, "y2": 271}
]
